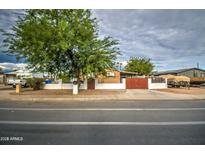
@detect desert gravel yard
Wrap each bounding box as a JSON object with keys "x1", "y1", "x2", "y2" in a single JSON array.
[
  {"x1": 10, "y1": 89, "x2": 126, "y2": 95},
  {"x1": 1, "y1": 84, "x2": 205, "y2": 101},
  {"x1": 157, "y1": 87, "x2": 205, "y2": 95}
]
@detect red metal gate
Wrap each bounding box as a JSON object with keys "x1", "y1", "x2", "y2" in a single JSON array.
[
  {"x1": 87, "y1": 79, "x2": 95, "y2": 90},
  {"x1": 126, "y1": 78, "x2": 148, "y2": 89}
]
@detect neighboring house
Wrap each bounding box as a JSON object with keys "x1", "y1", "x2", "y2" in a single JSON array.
[
  {"x1": 0, "y1": 67, "x2": 3, "y2": 84},
  {"x1": 4, "y1": 72, "x2": 17, "y2": 85},
  {"x1": 0, "y1": 72, "x2": 4, "y2": 84},
  {"x1": 154, "y1": 68, "x2": 205, "y2": 78},
  {"x1": 154, "y1": 67, "x2": 205, "y2": 84},
  {"x1": 3, "y1": 69, "x2": 46, "y2": 85},
  {"x1": 15, "y1": 70, "x2": 33, "y2": 78},
  {"x1": 97, "y1": 69, "x2": 139, "y2": 83},
  {"x1": 15, "y1": 70, "x2": 46, "y2": 79}
]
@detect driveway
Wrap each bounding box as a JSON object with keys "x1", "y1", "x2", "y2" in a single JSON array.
[{"x1": 123, "y1": 89, "x2": 205, "y2": 100}]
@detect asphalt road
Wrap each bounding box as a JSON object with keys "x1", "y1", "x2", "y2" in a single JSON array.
[{"x1": 0, "y1": 100, "x2": 205, "y2": 145}]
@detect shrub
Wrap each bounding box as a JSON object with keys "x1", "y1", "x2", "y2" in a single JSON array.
[
  {"x1": 59, "y1": 74, "x2": 71, "y2": 83},
  {"x1": 26, "y1": 78, "x2": 45, "y2": 90}
]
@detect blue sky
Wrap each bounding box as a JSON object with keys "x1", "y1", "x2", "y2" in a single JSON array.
[{"x1": 1, "y1": 10, "x2": 205, "y2": 71}]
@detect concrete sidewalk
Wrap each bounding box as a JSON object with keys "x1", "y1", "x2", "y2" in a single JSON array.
[{"x1": 0, "y1": 88, "x2": 205, "y2": 101}]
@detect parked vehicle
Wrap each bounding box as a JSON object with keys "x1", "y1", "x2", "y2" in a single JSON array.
[
  {"x1": 200, "y1": 83, "x2": 205, "y2": 88},
  {"x1": 12, "y1": 79, "x2": 28, "y2": 88},
  {"x1": 7, "y1": 79, "x2": 16, "y2": 85},
  {"x1": 160, "y1": 74, "x2": 190, "y2": 88},
  {"x1": 190, "y1": 77, "x2": 205, "y2": 85}
]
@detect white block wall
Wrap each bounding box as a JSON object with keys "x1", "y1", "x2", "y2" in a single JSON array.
[
  {"x1": 44, "y1": 83, "x2": 72, "y2": 89},
  {"x1": 80, "y1": 80, "x2": 87, "y2": 89},
  {"x1": 44, "y1": 78, "x2": 167, "y2": 90},
  {"x1": 148, "y1": 78, "x2": 167, "y2": 89},
  {"x1": 95, "y1": 78, "x2": 126, "y2": 89},
  {"x1": 44, "y1": 80, "x2": 87, "y2": 90}
]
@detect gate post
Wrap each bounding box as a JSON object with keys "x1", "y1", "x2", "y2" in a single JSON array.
[
  {"x1": 73, "y1": 81, "x2": 78, "y2": 94},
  {"x1": 148, "y1": 78, "x2": 151, "y2": 89},
  {"x1": 122, "y1": 78, "x2": 126, "y2": 89}
]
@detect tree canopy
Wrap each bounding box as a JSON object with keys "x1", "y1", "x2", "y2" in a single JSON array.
[
  {"x1": 1, "y1": 10, "x2": 120, "y2": 83},
  {"x1": 124, "y1": 57, "x2": 154, "y2": 75}
]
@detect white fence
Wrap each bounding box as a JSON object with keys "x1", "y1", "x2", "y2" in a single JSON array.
[
  {"x1": 44, "y1": 80, "x2": 87, "y2": 90},
  {"x1": 44, "y1": 79, "x2": 125, "y2": 90},
  {"x1": 44, "y1": 78, "x2": 167, "y2": 90},
  {"x1": 95, "y1": 78, "x2": 126, "y2": 89},
  {"x1": 148, "y1": 78, "x2": 167, "y2": 89},
  {"x1": 44, "y1": 83, "x2": 72, "y2": 89}
]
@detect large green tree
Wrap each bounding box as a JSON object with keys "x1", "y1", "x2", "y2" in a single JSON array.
[
  {"x1": 125, "y1": 57, "x2": 154, "y2": 75},
  {"x1": 1, "y1": 10, "x2": 120, "y2": 85}
]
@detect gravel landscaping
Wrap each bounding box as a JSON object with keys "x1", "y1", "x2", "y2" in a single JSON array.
[
  {"x1": 157, "y1": 87, "x2": 205, "y2": 95},
  {"x1": 9, "y1": 89, "x2": 126, "y2": 95}
]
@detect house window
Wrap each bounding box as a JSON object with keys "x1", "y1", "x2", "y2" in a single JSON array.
[{"x1": 107, "y1": 71, "x2": 115, "y2": 77}]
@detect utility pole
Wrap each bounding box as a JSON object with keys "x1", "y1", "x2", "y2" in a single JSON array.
[
  {"x1": 117, "y1": 62, "x2": 122, "y2": 71},
  {"x1": 119, "y1": 63, "x2": 122, "y2": 71},
  {"x1": 197, "y1": 62, "x2": 199, "y2": 68}
]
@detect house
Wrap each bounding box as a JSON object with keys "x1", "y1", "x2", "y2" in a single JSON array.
[
  {"x1": 44, "y1": 67, "x2": 167, "y2": 90},
  {"x1": 97, "y1": 69, "x2": 139, "y2": 83},
  {"x1": 120, "y1": 70, "x2": 142, "y2": 78},
  {"x1": 154, "y1": 68, "x2": 205, "y2": 77}
]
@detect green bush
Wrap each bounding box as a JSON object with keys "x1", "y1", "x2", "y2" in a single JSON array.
[
  {"x1": 59, "y1": 74, "x2": 71, "y2": 83},
  {"x1": 26, "y1": 78, "x2": 45, "y2": 90}
]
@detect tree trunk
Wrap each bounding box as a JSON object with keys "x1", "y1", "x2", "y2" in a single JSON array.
[{"x1": 76, "y1": 69, "x2": 81, "y2": 89}]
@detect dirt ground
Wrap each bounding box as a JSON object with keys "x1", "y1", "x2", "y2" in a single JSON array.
[
  {"x1": 10, "y1": 88, "x2": 126, "y2": 95},
  {"x1": 0, "y1": 84, "x2": 125, "y2": 96},
  {"x1": 157, "y1": 87, "x2": 205, "y2": 95}
]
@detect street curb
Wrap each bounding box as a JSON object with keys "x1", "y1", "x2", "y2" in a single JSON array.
[{"x1": 1, "y1": 96, "x2": 205, "y2": 102}]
